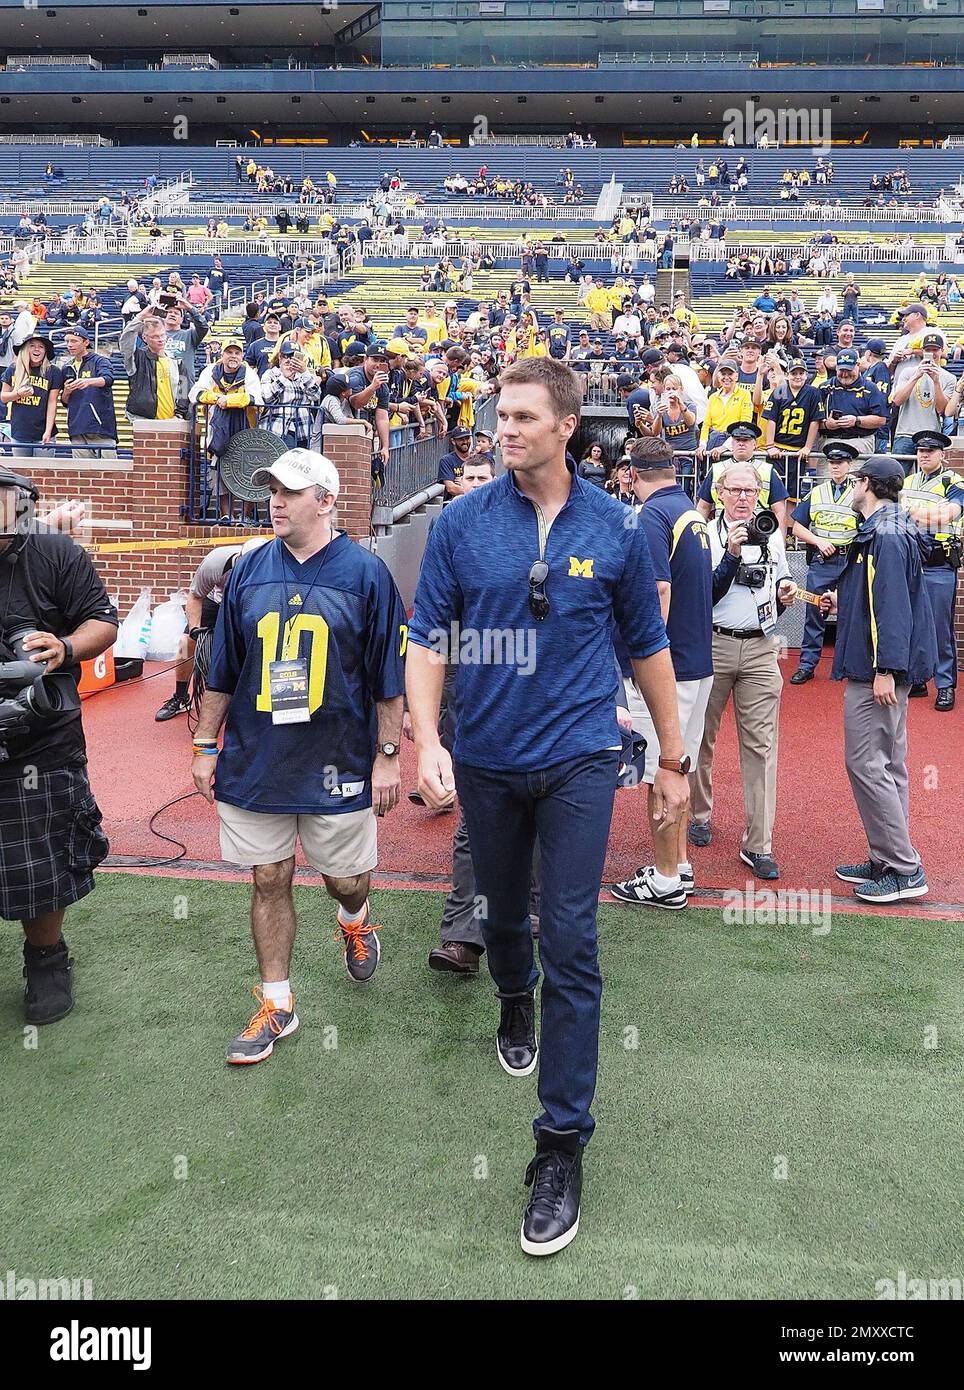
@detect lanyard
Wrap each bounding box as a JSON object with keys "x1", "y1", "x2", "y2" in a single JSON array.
[{"x1": 278, "y1": 532, "x2": 337, "y2": 620}]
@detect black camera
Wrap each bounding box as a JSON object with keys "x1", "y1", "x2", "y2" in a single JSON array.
[
  {"x1": 735, "y1": 508, "x2": 779, "y2": 590},
  {"x1": 745, "y1": 508, "x2": 780, "y2": 547},
  {"x1": 0, "y1": 626, "x2": 76, "y2": 761}
]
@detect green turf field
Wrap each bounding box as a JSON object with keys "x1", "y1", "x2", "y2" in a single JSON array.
[{"x1": 0, "y1": 874, "x2": 960, "y2": 1301}]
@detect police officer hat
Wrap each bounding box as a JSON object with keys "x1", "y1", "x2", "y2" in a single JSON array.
[
  {"x1": 822, "y1": 441, "x2": 860, "y2": 461},
  {"x1": 912, "y1": 430, "x2": 952, "y2": 450},
  {"x1": 726, "y1": 420, "x2": 761, "y2": 440}
]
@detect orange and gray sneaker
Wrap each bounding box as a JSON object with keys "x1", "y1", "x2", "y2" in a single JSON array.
[
  {"x1": 226, "y1": 985, "x2": 299, "y2": 1065},
  {"x1": 337, "y1": 904, "x2": 381, "y2": 983}
]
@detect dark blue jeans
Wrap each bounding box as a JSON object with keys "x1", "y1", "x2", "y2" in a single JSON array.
[{"x1": 454, "y1": 749, "x2": 619, "y2": 1146}]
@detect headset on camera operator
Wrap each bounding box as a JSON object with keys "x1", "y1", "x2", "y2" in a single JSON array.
[
  {"x1": 689, "y1": 461, "x2": 798, "y2": 881},
  {"x1": 0, "y1": 468, "x2": 118, "y2": 1026}
]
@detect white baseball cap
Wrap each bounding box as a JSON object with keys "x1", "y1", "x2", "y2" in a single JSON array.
[{"x1": 251, "y1": 448, "x2": 340, "y2": 498}]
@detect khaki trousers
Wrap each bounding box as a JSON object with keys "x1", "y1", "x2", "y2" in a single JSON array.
[{"x1": 690, "y1": 631, "x2": 783, "y2": 854}]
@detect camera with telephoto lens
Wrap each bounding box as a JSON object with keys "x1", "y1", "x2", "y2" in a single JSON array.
[
  {"x1": 0, "y1": 626, "x2": 75, "y2": 762},
  {"x1": 735, "y1": 508, "x2": 780, "y2": 590}
]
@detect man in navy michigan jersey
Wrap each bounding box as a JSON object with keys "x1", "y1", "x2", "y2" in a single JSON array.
[{"x1": 192, "y1": 448, "x2": 407, "y2": 1065}]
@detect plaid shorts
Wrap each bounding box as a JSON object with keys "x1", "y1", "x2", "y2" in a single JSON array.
[{"x1": 0, "y1": 766, "x2": 109, "y2": 922}]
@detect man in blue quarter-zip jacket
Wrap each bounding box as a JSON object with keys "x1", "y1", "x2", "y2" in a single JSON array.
[
  {"x1": 60, "y1": 326, "x2": 117, "y2": 458},
  {"x1": 406, "y1": 357, "x2": 688, "y2": 1259},
  {"x1": 821, "y1": 454, "x2": 937, "y2": 907}
]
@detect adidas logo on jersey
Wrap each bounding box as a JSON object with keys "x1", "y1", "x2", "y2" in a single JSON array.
[{"x1": 288, "y1": 593, "x2": 303, "y2": 606}]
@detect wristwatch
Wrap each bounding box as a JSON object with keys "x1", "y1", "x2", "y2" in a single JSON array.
[
  {"x1": 60, "y1": 636, "x2": 74, "y2": 665},
  {"x1": 378, "y1": 742, "x2": 399, "y2": 758},
  {"x1": 658, "y1": 755, "x2": 691, "y2": 774}
]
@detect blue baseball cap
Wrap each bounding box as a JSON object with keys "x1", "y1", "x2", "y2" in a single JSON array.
[{"x1": 836, "y1": 348, "x2": 860, "y2": 369}]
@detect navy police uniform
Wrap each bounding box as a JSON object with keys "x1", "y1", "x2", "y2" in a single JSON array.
[
  {"x1": 900, "y1": 430, "x2": 964, "y2": 708},
  {"x1": 790, "y1": 441, "x2": 859, "y2": 677}
]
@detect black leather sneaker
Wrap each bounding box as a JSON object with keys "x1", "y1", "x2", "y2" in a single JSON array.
[
  {"x1": 23, "y1": 939, "x2": 74, "y2": 1025},
  {"x1": 496, "y1": 989, "x2": 538, "y2": 1077},
  {"x1": 155, "y1": 693, "x2": 191, "y2": 722},
  {"x1": 521, "y1": 1127, "x2": 583, "y2": 1257}
]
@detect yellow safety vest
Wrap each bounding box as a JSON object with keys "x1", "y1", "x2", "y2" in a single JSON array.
[
  {"x1": 709, "y1": 456, "x2": 776, "y2": 510},
  {"x1": 808, "y1": 479, "x2": 858, "y2": 544},
  {"x1": 901, "y1": 469, "x2": 962, "y2": 546}
]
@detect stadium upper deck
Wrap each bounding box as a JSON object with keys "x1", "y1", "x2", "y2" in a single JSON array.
[{"x1": 2, "y1": 0, "x2": 964, "y2": 141}]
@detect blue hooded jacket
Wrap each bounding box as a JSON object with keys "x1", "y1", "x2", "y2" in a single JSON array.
[{"x1": 831, "y1": 502, "x2": 937, "y2": 686}]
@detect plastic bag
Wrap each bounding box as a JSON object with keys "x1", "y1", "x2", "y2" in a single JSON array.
[
  {"x1": 113, "y1": 587, "x2": 153, "y2": 660},
  {"x1": 146, "y1": 591, "x2": 188, "y2": 662}
]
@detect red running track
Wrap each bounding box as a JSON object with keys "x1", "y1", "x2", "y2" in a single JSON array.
[{"x1": 85, "y1": 659, "x2": 964, "y2": 917}]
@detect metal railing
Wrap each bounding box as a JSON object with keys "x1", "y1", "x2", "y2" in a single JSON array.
[
  {"x1": 469, "y1": 134, "x2": 567, "y2": 148},
  {"x1": 0, "y1": 133, "x2": 113, "y2": 147},
  {"x1": 176, "y1": 199, "x2": 598, "y2": 222},
  {"x1": 690, "y1": 240, "x2": 943, "y2": 265},
  {"x1": 186, "y1": 404, "x2": 452, "y2": 523},
  {"x1": 161, "y1": 54, "x2": 220, "y2": 69},
  {"x1": 5, "y1": 54, "x2": 102, "y2": 69},
  {"x1": 599, "y1": 50, "x2": 760, "y2": 66},
  {"x1": 129, "y1": 171, "x2": 194, "y2": 228},
  {"x1": 222, "y1": 259, "x2": 333, "y2": 318},
  {"x1": 643, "y1": 200, "x2": 950, "y2": 224},
  {"x1": 375, "y1": 430, "x2": 449, "y2": 512},
  {"x1": 403, "y1": 238, "x2": 651, "y2": 263}
]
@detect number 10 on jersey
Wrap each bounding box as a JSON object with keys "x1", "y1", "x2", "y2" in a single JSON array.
[{"x1": 256, "y1": 612, "x2": 330, "y2": 714}]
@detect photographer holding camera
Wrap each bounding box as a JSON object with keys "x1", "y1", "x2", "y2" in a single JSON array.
[
  {"x1": 689, "y1": 462, "x2": 797, "y2": 879},
  {"x1": 0, "y1": 470, "x2": 117, "y2": 1023}
]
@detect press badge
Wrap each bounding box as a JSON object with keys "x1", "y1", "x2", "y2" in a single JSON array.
[
  {"x1": 268, "y1": 658, "x2": 311, "y2": 724},
  {"x1": 756, "y1": 595, "x2": 778, "y2": 636}
]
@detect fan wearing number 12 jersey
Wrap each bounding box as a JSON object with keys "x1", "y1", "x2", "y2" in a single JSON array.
[{"x1": 207, "y1": 533, "x2": 407, "y2": 815}]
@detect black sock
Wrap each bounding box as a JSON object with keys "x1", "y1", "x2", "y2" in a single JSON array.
[
  {"x1": 175, "y1": 681, "x2": 189, "y2": 700},
  {"x1": 25, "y1": 938, "x2": 66, "y2": 957}
]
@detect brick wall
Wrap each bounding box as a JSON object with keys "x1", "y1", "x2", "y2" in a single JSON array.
[{"x1": 21, "y1": 419, "x2": 374, "y2": 615}]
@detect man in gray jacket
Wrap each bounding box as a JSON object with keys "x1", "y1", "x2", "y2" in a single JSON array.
[
  {"x1": 161, "y1": 297, "x2": 209, "y2": 397},
  {"x1": 119, "y1": 305, "x2": 181, "y2": 420}
]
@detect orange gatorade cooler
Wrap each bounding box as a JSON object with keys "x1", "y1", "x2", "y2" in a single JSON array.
[{"x1": 78, "y1": 649, "x2": 116, "y2": 699}]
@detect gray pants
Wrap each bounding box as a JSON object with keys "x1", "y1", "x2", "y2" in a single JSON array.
[
  {"x1": 440, "y1": 807, "x2": 541, "y2": 950},
  {"x1": 843, "y1": 680, "x2": 920, "y2": 877},
  {"x1": 70, "y1": 434, "x2": 117, "y2": 459}
]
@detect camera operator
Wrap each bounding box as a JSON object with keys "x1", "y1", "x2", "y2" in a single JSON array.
[
  {"x1": 0, "y1": 470, "x2": 117, "y2": 1024},
  {"x1": 689, "y1": 462, "x2": 797, "y2": 879}
]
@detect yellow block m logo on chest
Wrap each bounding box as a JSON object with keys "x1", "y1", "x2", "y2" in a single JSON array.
[{"x1": 568, "y1": 556, "x2": 594, "y2": 579}]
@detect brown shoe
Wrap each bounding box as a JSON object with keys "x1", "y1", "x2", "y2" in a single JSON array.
[{"x1": 428, "y1": 941, "x2": 482, "y2": 975}]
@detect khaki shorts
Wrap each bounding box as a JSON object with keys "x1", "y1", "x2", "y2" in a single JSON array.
[
  {"x1": 621, "y1": 675, "x2": 714, "y2": 785},
  {"x1": 216, "y1": 801, "x2": 377, "y2": 877}
]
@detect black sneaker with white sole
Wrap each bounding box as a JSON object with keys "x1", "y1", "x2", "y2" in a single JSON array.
[
  {"x1": 610, "y1": 864, "x2": 687, "y2": 909},
  {"x1": 155, "y1": 693, "x2": 191, "y2": 722},
  {"x1": 521, "y1": 1127, "x2": 583, "y2": 1257},
  {"x1": 496, "y1": 989, "x2": 538, "y2": 1076}
]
